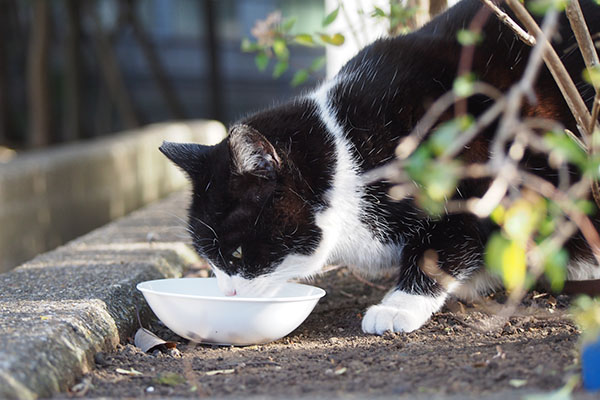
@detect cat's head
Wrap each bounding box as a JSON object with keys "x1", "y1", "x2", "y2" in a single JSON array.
[{"x1": 160, "y1": 123, "x2": 326, "y2": 296}]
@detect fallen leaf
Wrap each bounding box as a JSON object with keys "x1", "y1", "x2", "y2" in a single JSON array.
[
  {"x1": 205, "y1": 369, "x2": 235, "y2": 376},
  {"x1": 116, "y1": 368, "x2": 143, "y2": 376},
  {"x1": 153, "y1": 372, "x2": 186, "y2": 386},
  {"x1": 334, "y1": 367, "x2": 347, "y2": 375},
  {"x1": 509, "y1": 378, "x2": 527, "y2": 388},
  {"x1": 70, "y1": 377, "x2": 93, "y2": 397},
  {"x1": 134, "y1": 328, "x2": 177, "y2": 353}
]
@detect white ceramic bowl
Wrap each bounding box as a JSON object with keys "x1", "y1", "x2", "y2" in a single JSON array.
[{"x1": 137, "y1": 277, "x2": 326, "y2": 346}]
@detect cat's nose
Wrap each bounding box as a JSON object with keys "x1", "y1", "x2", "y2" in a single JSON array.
[{"x1": 224, "y1": 289, "x2": 237, "y2": 296}]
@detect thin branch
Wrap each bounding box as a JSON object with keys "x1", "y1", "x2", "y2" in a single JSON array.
[
  {"x1": 566, "y1": 0, "x2": 600, "y2": 72},
  {"x1": 506, "y1": 0, "x2": 592, "y2": 139},
  {"x1": 479, "y1": 0, "x2": 535, "y2": 46}
]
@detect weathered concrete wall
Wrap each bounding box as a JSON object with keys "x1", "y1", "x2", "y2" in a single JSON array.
[{"x1": 0, "y1": 120, "x2": 226, "y2": 273}]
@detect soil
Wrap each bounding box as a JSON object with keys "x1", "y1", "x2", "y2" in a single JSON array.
[{"x1": 60, "y1": 267, "x2": 591, "y2": 399}]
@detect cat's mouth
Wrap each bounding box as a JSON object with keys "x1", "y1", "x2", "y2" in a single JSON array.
[{"x1": 212, "y1": 267, "x2": 286, "y2": 298}]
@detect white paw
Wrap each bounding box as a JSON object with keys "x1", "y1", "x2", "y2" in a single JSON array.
[
  {"x1": 361, "y1": 304, "x2": 425, "y2": 334},
  {"x1": 361, "y1": 290, "x2": 448, "y2": 335}
]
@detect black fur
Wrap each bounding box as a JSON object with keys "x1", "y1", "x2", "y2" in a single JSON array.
[{"x1": 161, "y1": 0, "x2": 600, "y2": 325}]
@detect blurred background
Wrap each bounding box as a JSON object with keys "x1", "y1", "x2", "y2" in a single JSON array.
[
  {"x1": 0, "y1": 0, "x2": 447, "y2": 273},
  {"x1": 0, "y1": 0, "x2": 326, "y2": 151}
]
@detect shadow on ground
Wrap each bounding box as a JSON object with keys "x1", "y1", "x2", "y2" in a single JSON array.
[{"x1": 63, "y1": 267, "x2": 587, "y2": 399}]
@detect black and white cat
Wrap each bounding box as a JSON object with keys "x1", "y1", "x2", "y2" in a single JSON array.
[{"x1": 160, "y1": 0, "x2": 600, "y2": 334}]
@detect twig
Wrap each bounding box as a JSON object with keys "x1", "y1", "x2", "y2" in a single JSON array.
[
  {"x1": 396, "y1": 83, "x2": 502, "y2": 160},
  {"x1": 491, "y1": 8, "x2": 558, "y2": 170},
  {"x1": 566, "y1": 0, "x2": 600, "y2": 73},
  {"x1": 520, "y1": 171, "x2": 600, "y2": 265},
  {"x1": 480, "y1": 0, "x2": 535, "y2": 46},
  {"x1": 506, "y1": 0, "x2": 592, "y2": 140}
]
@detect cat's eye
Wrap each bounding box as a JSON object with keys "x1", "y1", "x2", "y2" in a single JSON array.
[{"x1": 232, "y1": 246, "x2": 243, "y2": 259}]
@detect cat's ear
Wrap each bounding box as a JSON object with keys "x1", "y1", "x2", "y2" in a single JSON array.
[
  {"x1": 228, "y1": 124, "x2": 281, "y2": 178},
  {"x1": 159, "y1": 141, "x2": 211, "y2": 176}
]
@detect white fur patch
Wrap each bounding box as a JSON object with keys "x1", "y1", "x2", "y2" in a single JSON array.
[
  {"x1": 212, "y1": 77, "x2": 401, "y2": 297},
  {"x1": 568, "y1": 259, "x2": 600, "y2": 281},
  {"x1": 307, "y1": 77, "x2": 403, "y2": 277},
  {"x1": 362, "y1": 289, "x2": 447, "y2": 334}
]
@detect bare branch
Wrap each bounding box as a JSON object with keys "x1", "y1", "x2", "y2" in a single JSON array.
[
  {"x1": 479, "y1": 0, "x2": 536, "y2": 46},
  {"x1": 506, "y1": 0, "x2": 592, "y2": 139}
]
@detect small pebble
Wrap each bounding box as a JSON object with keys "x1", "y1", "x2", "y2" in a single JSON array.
[{"x1": 146, "y1": 386, "x2": 155, "y2": 393}]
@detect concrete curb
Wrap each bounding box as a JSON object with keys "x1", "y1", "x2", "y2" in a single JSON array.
[{"x1": 0, "y1": 191, "x2": 197, "y2": 399}]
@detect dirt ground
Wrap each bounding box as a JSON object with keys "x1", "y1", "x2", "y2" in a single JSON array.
[{"x1": 60, "y1": 267, "x2": 592, "y2": 399}]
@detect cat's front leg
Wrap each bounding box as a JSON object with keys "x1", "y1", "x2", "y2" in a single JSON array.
[
  {"x1": 362, "y1": 289, "x2": 447, "y2": 334},
  {"x1": 362, "y1": 214, "x2": 487, "y2": 334}
]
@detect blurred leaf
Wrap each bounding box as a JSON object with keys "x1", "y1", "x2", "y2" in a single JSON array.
[
  {"x1": 575, "y1": 199, "x2": 596, "y2": 215},
  {"x1": 371, "y1": 7, "x2": 387, "y2": 17},
  {"x1": 319, "y1": 33, "x2": 345, "y2": 46},
  {"x1": 544, "y1": 130, "x2": 587, "y2": 169},
  {"x1": 273, "y1": 60, "x2": 289, "y2": 78},
  {"x1": 281, "y1": 16, "x2": 297, "y2": 33},
  {"x1": 542, "y1": 246, "x2": 568, "y2": 292},
  {"x1": 294, "y1": 33, "x2": 316, "y2": 47},
  {"x1": 583, "y1": 65, "x2": 600, "y2": 90},
  {"x1": 241, "y1": 38, "x2": 261, "y2": 52},
  {"x1": 453, "y1": 73, "x2": 476, "y2": 98},
  {"x1": 503, "y1": 197, "x2": 545, "y2": 244},
  {"x1": 537, "y1": 214, "x2": 556, "y2": 238},
  {"x1": 572, "y1": 296, "x2": 600, "y2": 343},
  {"x1": 291, "y1": 69, "x2": 310, "y2": 87},
  {"x1": 528, "y1": 0, "x2": 568, "y2": 15},
  {"x1": 322, "y1": 7, "x2": 340, "y2": 27},
  {"x1": 154, "y1": 372, "x2": 186, "y2": 386},
  {"x1": 255, "y1": 52, "x2": 269, "y2": 71},
  {"x1": 457, "y1": 29, "x2": 483, "y2": 46},
  {"x1": 424, "y1": 161, "x2": 461, "y2": 201},
  {"x1": 273, "y1": 38, "x2": 290, "y2": 61},
  {"x1": 405, "y1": 146, "x2": 433, "y2": 181},
  {"x1": 485, "y1": 233, "x2": 527, "y2": 291},
  {"x1": 490, "y1": 205, "x2": 506, "y2": 225},
  {"x1": 310, "y1": 56, "x2": 327, "y2": 72},
  {"x1": 429, "y1": 115, "x2": 473, "y2": 156}
]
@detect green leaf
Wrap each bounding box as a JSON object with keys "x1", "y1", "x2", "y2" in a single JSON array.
[
  {"x1": 503, "y1": 198, "x2": 544, "y2": 244},
  {"x1": 576, "y1": 199, "x2": 596, "y2": 215},
  {"x1": 528, "y1": 0, "x2": 568, "y2": 15},
  {"x1": 273, "y1": 60, "x2": 289, "y2": 78},
  {"x1": 154, "y1": 372, "x2": 186, "y2": 386},
  {"x1": 457, "y1": 29, "x2": 483, "y2": 46},
  {"x1": 542, "y1": 247, "x2": 568, "y2": 292},
  {"x1": 281, "y1": 17, "x2": 297, "y2": 33},
  {"x1": 254, "y1": 52, "x2": 269, "y2": 72},
  {"x1": 291, "y1": 69, "x2": 310, "y2": 87},
  {"x1": 273, "y1": 38, "x2": 289, "y2": 61},
  {"x1": 319, "y1": 33, "x2": 345, "y2": 46},
  {"x1": 309, "y1": 56, "x2": 326, "y2": 72},
  {"x1": 294, "y1": 33, "x2": 316, "y2": 47},
  {"x1": 583, "y1": 65, "x2": 600, "y2": 90},
  {"x1": 544, "y1": 130, "x2": 588, "y2": 169},
  {"x1": 429, "y1": 115, "x2": 473, "y2": 156},
  {"x1": 241, "y1": 38, "x2": 260, "y2": 52},
  {"x1": 322, "y1": 7, "x2": 339, "y2": 27},
  {"x1": 371, "y1": 7, "x2": 387, "y2": 17},
  {"x1": 485, "y1": 233, "x2": 527, "y2": 291},
  {"x1": 453, "y1": 73, "x2": 476, "y2": 98}
]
